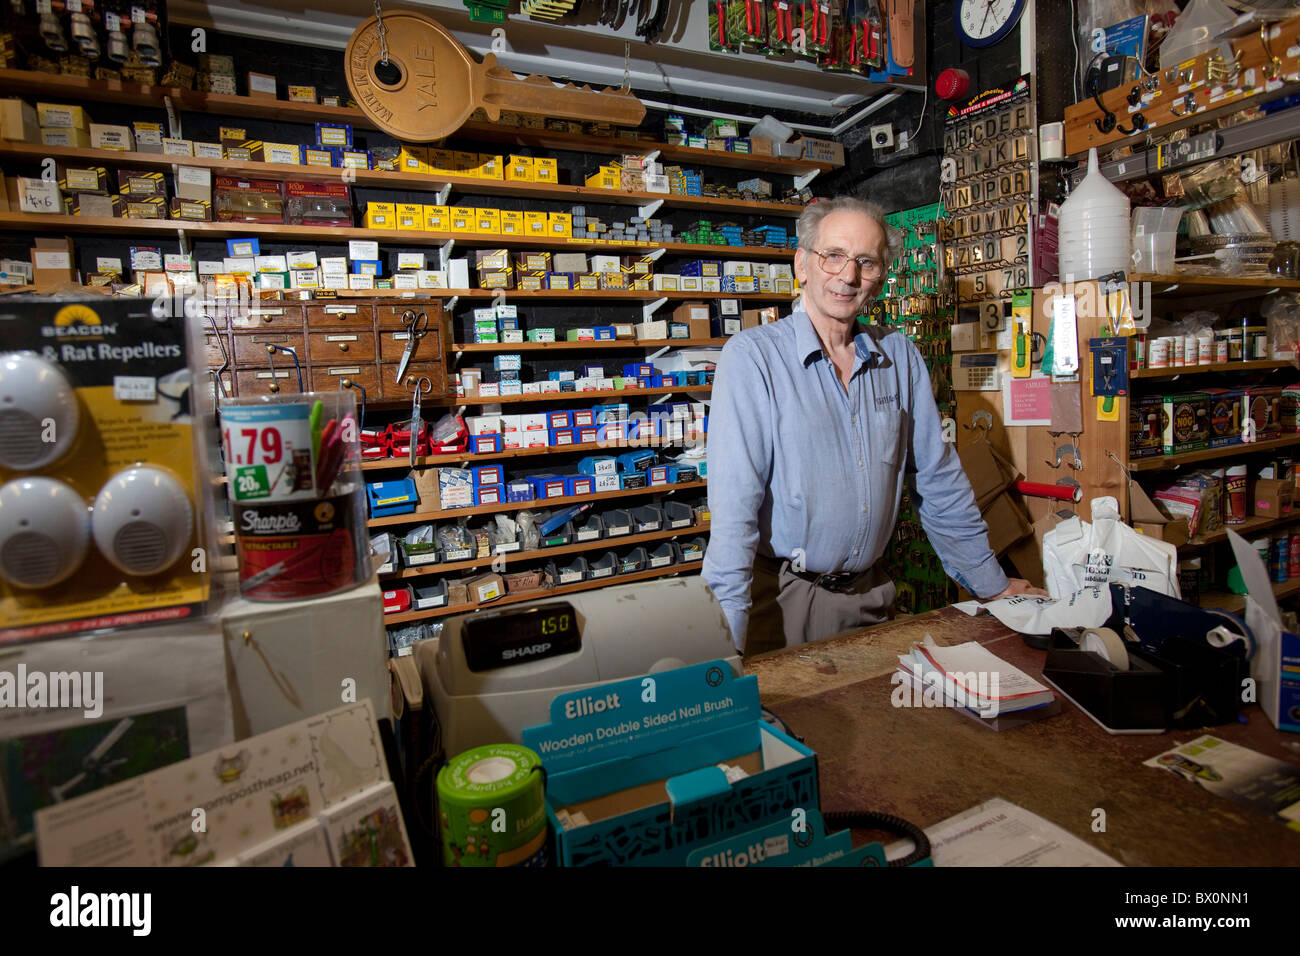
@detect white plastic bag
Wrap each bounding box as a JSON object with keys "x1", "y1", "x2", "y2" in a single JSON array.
[{"x1": 1042, "y1": 496, "x2": 1181, "y2": 599}]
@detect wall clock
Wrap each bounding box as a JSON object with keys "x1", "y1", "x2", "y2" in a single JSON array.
[{"x1": 954, "y1": 0, "x2": 1027, "y2": 48}]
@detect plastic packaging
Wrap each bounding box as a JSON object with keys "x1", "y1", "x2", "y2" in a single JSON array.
[
  {"x1": 1058, "y1": 148, "x2": 1131, "y2": 281},
  {"x1": 1131, "y1": 206, "x2": 1182, "y2": 274},
  {"x1": 221, "y1": 389, "x2": 370, "y2": 601},
  {"x1": 1158, "y1": 0, "x2": 1236, "y2": 70}
]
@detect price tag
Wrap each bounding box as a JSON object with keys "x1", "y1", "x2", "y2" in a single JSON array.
[
  {"x1": 220, "y1": 402, "x2": 318, "y2": 502},
  {"x1": 67, "y1": 0, "x2": 82, "y2": 11},
  {"x1": 105, "y1": 11, "x2": 121, "y2": 30},
  {"x1": 35, "y1": 0, "x2": 52, "y2": 13},
  {"x1": 131, "y1": 6, "x2": 147, "y2": 24},
  {"x1": 113, "y1": 376, "x2": 156, "y2": 401}
]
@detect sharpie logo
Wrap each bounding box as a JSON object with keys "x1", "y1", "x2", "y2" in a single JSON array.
[{"x1": 241, "y1": 511, "x2": 302, "y2": 533}]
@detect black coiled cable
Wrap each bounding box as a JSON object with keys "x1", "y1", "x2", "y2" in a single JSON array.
[{"x1": 822, "y1": 809, "x2": 933, "y2": 868}]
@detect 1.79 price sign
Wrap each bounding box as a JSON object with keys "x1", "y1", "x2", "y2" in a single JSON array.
[{"x1": 219, "y1": 402, "x2": 317, "y2": 502}]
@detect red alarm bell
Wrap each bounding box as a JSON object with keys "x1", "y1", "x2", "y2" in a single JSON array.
[{"x1": 936, "y1": 68, "x2": 971, "y2": 100}]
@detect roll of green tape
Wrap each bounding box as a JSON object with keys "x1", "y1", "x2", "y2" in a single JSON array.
[{"x1": 436, "y1": 743, "x2": 548, "y2": 867}]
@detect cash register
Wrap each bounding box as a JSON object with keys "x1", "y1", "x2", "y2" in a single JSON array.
[{"x1": 413, "y1": 576, "x2": 739, "y2": 758}]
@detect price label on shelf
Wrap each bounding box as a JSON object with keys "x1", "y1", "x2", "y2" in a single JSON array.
[{"x1": 220, "y1": 402, "x2": 317, "y2": 502}]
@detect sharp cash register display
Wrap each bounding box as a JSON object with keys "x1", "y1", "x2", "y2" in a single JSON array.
[{"x1": 461, "y1": 602, "x2": 582, "y2": 671}]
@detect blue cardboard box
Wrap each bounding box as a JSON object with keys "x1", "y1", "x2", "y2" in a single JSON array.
[
  {"x1": 549, "y1": 427, "x2": 577, "y2": 447},
  {"x1": 469, "y1": 433, "x2": 502, "y2": 454},
  {"x1": 563, "y1": 474, "x2": 594, "y2": 496},
  {"x1": 617, "y1": 450, "x2": 657, "y2": 473},
  {"x1": 577, "y1": 455, "x2": 618, "y2": 476},
  {"x1": 623, "y1": 363, "x2": 654, "y2": 378},
  {"x1": 530, "y1": 474, "x2": 568, "y2": 499},
  {"x1": 506, "y1": 478, "x2": 535, "y2": 502},
  {"x1": 473, "y1": 483, "x2": 505, "y2": 506},
  {"x1": 593, "y1": 326, "x2": 616, "y2": 341},
  {"x1": 471, "y1": 464, "x2": 504, "y2": 486},
  {"x1": 522, "y1": 661, "x2": 818, "y2": 866},
  {"x1": 547, "y1": 409, "x2": 573, "y2": 430}
]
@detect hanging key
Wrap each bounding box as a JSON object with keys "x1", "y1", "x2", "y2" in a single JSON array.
[{"x1": 347, "y1": 12, "x2": 647, "y2": 141}]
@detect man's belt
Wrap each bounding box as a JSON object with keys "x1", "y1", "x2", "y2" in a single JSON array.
[
  {"x1": 787, "y1": 567, "x2": 867, "y2": 592},
  {"x1": 756, "y1": 554, "x2": 872, "y2": 593}
]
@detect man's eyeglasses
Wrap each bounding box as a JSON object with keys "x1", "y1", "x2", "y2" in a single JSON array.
[{"x1": 811, "y1": 249, "x2": 886, "y2": 278}]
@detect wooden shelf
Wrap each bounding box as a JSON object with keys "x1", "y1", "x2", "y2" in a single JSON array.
[
  {"x1": 459, "y1": 384, "x2": 711, "y2": 406},
  {"x1": 1129, "y1": 435, "x2": 1300, "y2": 472},
  {"x1": 0, "y1": 69, "x2": 833, "y2": 178},
  {"x1": 0, "y1": 142, "x2": 806, "y2": 218},
  {"x1": 360, "y1": 438, "x2": 701, "y2": 471},
  {"x1": 1132, "y1": 359, "x2": 1297, "y2": 379},
  {"x1": 0, "y1": 212, "x2": 794, "y2": 258},
  {"x1": 1181, "y1": 513, "x2": 1300, "y2": 550},
  {"x1": 367, "y1": 479, "x2": 707, "y2": 526},
  {"x1": 1128, "y1": 273, "x2": 1300, "y2": 295},
  {"x1": 381, "y1": 561, "x2": 702, "y2": 624},
  {"x1": 383, "y1": 522, "x2": 709, "y2": 580},
  {"x1": 1199, "y1": 577, "x2": 1300, "y2": 613},
  {"x1": 454, "y1": 337, "x2": 725, "y2": 352},
  {"x1": 428, "y1": 290, "x2": 790, "y2": 303}
]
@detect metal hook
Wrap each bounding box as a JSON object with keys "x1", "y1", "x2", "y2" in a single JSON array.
[
  {"x1": 963, "y1": 410, "x2": 993, "y2": 444},
  {"x1": 341, "y1": 379, "x2": 367, "y2": 428},
  {"x1": 1106, "y1": 449, "x2": 1134, "y2": 487},
  {"x1": 265, "y1": 344, "x2": 303, "y2": 393},
  {"x1": 1260, "y1": 23, "x2": 1282, "y2": 80}
]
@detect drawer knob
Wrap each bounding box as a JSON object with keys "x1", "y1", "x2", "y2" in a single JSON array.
[
  {"x1": 265, "y1": 344, "x2": 275, "y2": 354},
  {"x1": 338, "y1": 343, "x2": 349, "y2": 352},
  {"x1": 262, "y1": 315, "x2": 273, "y2": 323},
  {"x1": 269, "y1": 383, "x2": 280, "y2": 393},
  {"x1": 341, "y1": 378, "x2": 353, "y2": 388}
]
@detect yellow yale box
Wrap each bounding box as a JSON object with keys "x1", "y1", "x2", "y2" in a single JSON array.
[
  {"x1": 506, "y1": 155, "x2": 534, "y2": 182},
  {"x1": 450, "y1": 206, "x2": 477, "y2": 234},
  {"x1": 500, "y1": 210, "x2": 524, "y2": 235},
  {"x1": 452, "y1": 151, "x2": 479, "y2": 177},
  {"x1": 548, "y1": 212, "x2": 572, "y2": 237},
  {"x1": 533, "y1": 157, "x2": 558, "y2": 183},
  {"x1": 477, "y1": 154, "x2": 504, "y2": 179},
  {"x1": 475, "y1": 208, "x2": 501, "y2": 235},
  {"x1": 365, "y1": 201, "x2": 395, "y2": 229},
  {"x1": 426, "y1": 148, "x2": 454, "y2": 176},
  {"x1": 525, "y1": 211, "x2": 549, "y2": 237},
  {"x1": 396, "y1": 203, "x2": 423, "y2": 231},
  {"x1": 399, "y1": 146, "x2": 430, "y2": 175},
  {"x1": 424, "y1": 204, "x2": 448, "y2": 231},
  {"x1": 586, "y1": 166, "x2": 619, "y2": 189}
]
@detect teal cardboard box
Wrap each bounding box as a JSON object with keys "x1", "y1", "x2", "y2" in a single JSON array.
[
  {"x1": 686, "y1": 810, "x2": 887, "y2": 867},
  {"x1": 522, "y1": 661, "x2": 817, "y2": 866}
]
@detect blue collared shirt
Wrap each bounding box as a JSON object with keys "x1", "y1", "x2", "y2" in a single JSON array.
[{"x1": 702, "y1": 306, "x2": 1008, "y2": 644}]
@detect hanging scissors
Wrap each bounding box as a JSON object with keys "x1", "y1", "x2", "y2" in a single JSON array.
[
  {"x1": 408, "y1": 376, "x2": 432, "y2": 468},
  {"x1": 395, "y1": 310, "x2": 429, "y2": 384}
]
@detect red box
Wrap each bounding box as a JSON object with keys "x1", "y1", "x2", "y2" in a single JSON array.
[{"x1": 383, "y1": 586, "x2": 413, "y2": 614}]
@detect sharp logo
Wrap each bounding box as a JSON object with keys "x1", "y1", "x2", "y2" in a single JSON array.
[{"x1": 501, "y1": 643, "x2": 551, "y2": 660}]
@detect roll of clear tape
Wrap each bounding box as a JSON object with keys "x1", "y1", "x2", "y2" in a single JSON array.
[
  {"x1": 1205, "y1": 626, "x2": 1246, "y2": 650},
  {"x1": 1081, "y1": 626, "x2": 1129, "y2": 670}
]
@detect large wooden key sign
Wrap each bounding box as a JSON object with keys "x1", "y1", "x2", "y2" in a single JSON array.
[{"x1": 346, "y1": 12, "x2": 646, "y2": 142}]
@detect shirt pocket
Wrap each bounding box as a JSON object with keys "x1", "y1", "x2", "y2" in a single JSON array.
[{"x1": 868, "y1": 404, "x2": 905, "y2": 466}]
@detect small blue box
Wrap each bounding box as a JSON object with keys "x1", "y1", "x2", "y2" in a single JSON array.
[
  {"x1": 226, "y1": 237, "x2": 260, "y2": 256},
  {"x1": 564, "y1": 475, "x2": 595, "y2": 496},
  {"x1": 548, "y1": 370, "x2": 576, "y2": 382},
  {"x1": 559, "y1": 381, "x2": 576, "y2": 392},
  {"x1": 366, "y1": 478, "x2": 418, "y2": 517},
  {"x1": 581, "y1": 366, "x2": 604, "y2": 379},
  {"x1": 547, "y1": 410, "x2": 573, "y2": 430},
  {"x1": 473, "y1": 483, "x2": 505, "y2": 506},
  {"x1": 351, "y1": 259, "x2": 383, "y2": 276},
  {"x1": 593, "y1": 326, "x2": 616, "y2": 341},
  {"x1": 577, "y1": 455, "x2": 618, "y2": 476},
  {"x1": 471, "y1": 464, "x2": 504, "y2": 486},
  {"x1": 315, "y1": 121, "x2": 354, "y2": 148},
  {"x1": 623, "y1": 363, "x2": 654, "y2": 378},
  {"x1": 549, "y1": 427, "x2": 577, "y2": 447},
  {"x1": 506, "y1": 478, "x2": 535, "y2": 502},
  {"x1": 530, "y1": 474, "x2": 568, "y2": 499},
  {"x1": 469, "y1": 433, "x2": 502, "y2": 454},
  {"x1": 650, "y1": 375, "x2": 669, "y2": 388},
  {"x1": 497, "y1": 316, "x2": 520, "y2": 331},
  {"x1": 617, "y1": 450, "x2": 657, "y2": 473},
  {"x1": 645, "y1": 464, "x2": 670, "y2": 485}
]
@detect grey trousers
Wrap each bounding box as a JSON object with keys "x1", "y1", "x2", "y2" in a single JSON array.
[{"x1": 745, "y1": 555, "x2": 896, "y2": 657}]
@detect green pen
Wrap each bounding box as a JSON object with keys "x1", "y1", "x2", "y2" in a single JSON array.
[{"x1": 309, "y1": 400, "x2": 324, "y2": 463}]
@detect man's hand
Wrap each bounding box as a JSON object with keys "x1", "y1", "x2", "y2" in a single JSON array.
[{"x1": 986, "y1": 578, "x2": 1050, "y2": 601}]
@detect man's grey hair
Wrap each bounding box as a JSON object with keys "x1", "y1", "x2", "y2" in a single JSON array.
[{"x1": 796, "y1": 196, "x2": 904, "y2": 268}]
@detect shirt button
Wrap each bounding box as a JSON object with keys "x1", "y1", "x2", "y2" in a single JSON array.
[
  {"x1": 854, "y1": 549, "x2": 860, "y2": 556},
  {"x1": 862, "y1": 505, "x2": 868, "y2": 513},
  {"x1": 851, "y1": 416, "x2": 857, "y2": 424},
  {"x1": 858, "y1": 459, "x2": 864, "y2": 467}
]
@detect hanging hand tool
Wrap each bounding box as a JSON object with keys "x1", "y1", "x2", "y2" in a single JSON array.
[{"x1": 394, "y1": 308, "x2": 429, "y2": 383}]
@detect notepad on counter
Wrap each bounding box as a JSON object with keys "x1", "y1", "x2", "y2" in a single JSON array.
[{"x1": 895, "y1": 636, "x2": 1056, "y2": 719}]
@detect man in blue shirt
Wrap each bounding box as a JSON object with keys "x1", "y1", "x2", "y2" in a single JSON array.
[{"x1": 702, "y1": 196, "x2": 1044, "y2": 655}]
